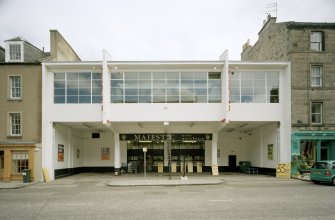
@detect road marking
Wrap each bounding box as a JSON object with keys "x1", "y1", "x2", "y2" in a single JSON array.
[
  {"x1": 209, "y1": 199, "x2": 232, "y2": 202},
  {"x1": 65, "y1": 203, "x2": 93, "y2": 206}
]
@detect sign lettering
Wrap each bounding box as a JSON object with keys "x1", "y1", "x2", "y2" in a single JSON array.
[{"x1": 120, "y1": 133, "x2": 212, "y2": 141}]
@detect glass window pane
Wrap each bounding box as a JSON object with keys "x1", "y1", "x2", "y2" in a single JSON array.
[
  {"x1": 125, "y1": 72, "x2": 138, "y2": 79},
  {"x1": 111, "y1": 87, "x2": 123, "y2": 96},
  {"x1": 208, "y1": 87, "x2": 220, "y2": 96},
  {"x1": 167, "y1": 80, "x2": 179, "y2": 88},
  {"x1": 181, "y1": 96, "x2": 194, "y2": 103},
  {"x1": 54, "y1": 89, "x2": 65, "y2": 95},
  {"x1": 92, "y1": 96, "x2": 102, "y2": 103},
  {"x1": 181, "y1": 72, "x2": 193, "y2": 80},
  {"x1": 209, "y1": 96, "x2": 221, "y2": 103},
  {"x1": 79, "y1": 80, "x2": 91, "y2": 88},
  {"x1": 92, "y1": 72, "x2": 102, "y2": 79},
  {"x1": 67, "y1": 72, "x2": 79, "y2": 80},
  {"x1": 167, "y1": 96, "x2": 179, "y2": 103},
  {"x1": 67, "y1": 88, "x2": 78, "y2": 95},
  {"x1": 111, "y1": 80, "x2": 123, "y2": 87},
  {"x1": 194, "y1": 80, "x2": 207, "y2": 88},
  {"x1": 153, "y1": 72, "x2": 165, "y2": 79},
  {"x1": 67, "y1": 80, "x2": 78, "y2": 88},
  {"x1": 166, "y1": 72, "x2": 179, "y2": 80},
  {"x1": 208, "y1": 73, "x2": 220, "y2": 79},
  {"x1": 153, "y1": 80, "x2": 165, "y2": 88},
  {"x1": 111, "y1": 95, "x2": 123, "y2": 103},
  {"x1": 241, "y1": 96, "x2": 253, "y2": 103},
  {"x1": 92, "y1": 88, "x2": 102, "y2": 95},
  {"x1": 125, "y1": 96, "x2": 138, "y2": 103},
  {"x1": 194, "y1": 72, "x2": 207, "y2": 80},
  {"x1": 153, "y1": 88, "x2": 165, "y2": 96},
  {"x1": 139, "y1": 80, "x2": 151, "y2": 88},
  {"x1": 139, "y1": 72, "x2": 151, "y2": 79},
  {"x1": 230, "y1": 88, "x2": 240, "y2": 96},
  {"x1": 125, "y1": 89, "x2": 138, "y2": 96},
  {"x1": 67, "y1": 96, "x2": 78, "y2": 103},
  {"x1": 181, "y1": 88, "x2": 193, "y2": 96},
  {"x1": 54, "y1": 73, "x2": 65, "y2": 80},
  {"x1": 153, "y1": 96, "x2": 165, "y2": 103},
  {"x1": 79, "y1": 72, "x2": 91, "y2": 80},
  {"x1": 54, "y1": 96, "x2": 65, "y2": 103},
  {"x1": 167, "y1": 88, "x2": 179, "y2": 96},
  {"x1": 79, "y1": 88, "x2": 91, "y2": 95},
  {"x1": 139, "y1": 96, "x2": 151, "y2": 103},
  {"x1": 111, "y1": 72, "x2": 123, "y2": 79},
  {"x1": 92, "y1": 80, "x2": 102, "y2": 88},
  {"x1": 125, "y1": 80, "x2": 138, "y2": 88},
  {"x1": 230, "y1": 95, "x2": 240, "y2": 103},
  {"x1": 54, "y1": 81, "x2": 65, "y2": 89},
  {"x1": 139, "y1": 89, "x2": 151, "y2": 96},
  {"x1": 195, "y1": 96, "x2": 207, "y2": 103},
  {"x1": 79, "y1": 96, "x2": 91, "y2": 103}
]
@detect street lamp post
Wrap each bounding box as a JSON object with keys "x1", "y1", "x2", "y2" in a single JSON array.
[{"x1": 143, "y1": 147, "x2": 147, "y2": 180}]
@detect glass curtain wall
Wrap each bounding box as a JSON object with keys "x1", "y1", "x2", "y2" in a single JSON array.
[
  {"x1": 111, "y1": 72, "x2": 221, "y2": 103},
  {"x1": 230, "y1": 71, "x2": 279, "y2": 103},
  {"x1": 54, "y1": 72, "x2": 102, "y2": 103}
]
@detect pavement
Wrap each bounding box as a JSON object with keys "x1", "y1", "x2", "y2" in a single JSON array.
[{"x1": 0, "y1": 172, "x2": 306, "y2": 189}]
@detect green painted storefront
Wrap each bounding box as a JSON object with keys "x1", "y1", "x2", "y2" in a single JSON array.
[{"x1": 291, "y1": 131, "x2": 335, "y2": 177}]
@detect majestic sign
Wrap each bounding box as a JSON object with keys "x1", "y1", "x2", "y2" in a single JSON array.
[{"x1": 119, "y1": 133, "x2": 212, "y2": 141}]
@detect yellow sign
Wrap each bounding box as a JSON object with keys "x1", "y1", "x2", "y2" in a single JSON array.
[
  {"x1": 42, "y1": 167, "x2": 50, "y2": 182},
  {"x1": 276, "y1": 163, "x2": 291, "y2": 178}
]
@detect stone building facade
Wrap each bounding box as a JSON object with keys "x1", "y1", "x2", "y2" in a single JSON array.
[
  {"x1": 241, "y1": 16, "x2": 335, "y2": 176},
  {"x1": 0, "y1": 30, "x2": 79, "y2": 182}
]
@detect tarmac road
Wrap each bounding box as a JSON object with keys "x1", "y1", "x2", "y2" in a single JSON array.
[{"x1": 0, "y1": 173, "x2": 334, "y2": 220}]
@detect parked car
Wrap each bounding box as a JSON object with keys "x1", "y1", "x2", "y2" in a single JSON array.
[{"x1": 310, "y1": 160, "x2": 335, "y2": 185}]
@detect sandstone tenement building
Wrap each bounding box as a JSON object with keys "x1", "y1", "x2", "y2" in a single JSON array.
[{"x1": 241, "y1": 16, "x2": 335, "y2": 175}]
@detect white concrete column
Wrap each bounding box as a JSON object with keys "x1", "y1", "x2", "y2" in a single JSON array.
[
  {"x1": 212, "y1": 133, "x2": 218, "y2": 165},
  {"x1": 114, "y1": 132, "x2": 121, "y2": 174}
]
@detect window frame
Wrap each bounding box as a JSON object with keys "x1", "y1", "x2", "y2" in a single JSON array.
[
  {"x1": 8, "y1": 112, "x2": 22, "y2": 136},
  {"x1": 8, "y1": 75, "x2": 22, "y2": 100},
  {"x1": 11, "y1": 151, "x2": 29, "y2": 174},
  {"x1": 310, "y1": 65, "x2": 323, "y2": 88},
  {"x1": 310, "y1": 102, "x2": 323, "y2": 125},
  {"x1": 310, "y1": 31, "x2": 324, "y2": 52},
  {"x1": 5, "y1": 42, "x2": 24, "y2": 62}
]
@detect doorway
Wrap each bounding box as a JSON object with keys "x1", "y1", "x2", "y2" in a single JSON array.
[
  {"x1": 0, "y1": 151, "x2": 4, "y2": 180},
  {"x1": 228, "y1": 155, "x2": 237, "y2": 172}
]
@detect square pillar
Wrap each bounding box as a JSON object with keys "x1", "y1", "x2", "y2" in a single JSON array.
[
  {"x1": 114, "y1": 132, "x2": 121, "y2": 175},
  {"x1": 212, "y1": 133, "x2": 218, "y2": 165}
]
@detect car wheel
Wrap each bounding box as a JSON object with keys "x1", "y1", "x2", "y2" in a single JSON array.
[
  {"x1": 332, "y1": 177, "x2": 335, "y2": 186},
  {"x1": 312, "y1": 180, "x2": 320, "y2": 184}
]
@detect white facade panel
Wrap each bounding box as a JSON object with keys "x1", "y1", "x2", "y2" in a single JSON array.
[
  {"x1": 109, "y1": 103, "x2": 225, "y2": 122},
  {"x1": 228, "y1": 104, "x2": 281, "y2": 121},
  {"x1": 50, "y1": 104, "x2": 102, "y2": 122}
]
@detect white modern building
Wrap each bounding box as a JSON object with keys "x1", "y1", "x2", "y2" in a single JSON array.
[{"x1": 41, "y1": 52, "x2": 291, "y2": 181}]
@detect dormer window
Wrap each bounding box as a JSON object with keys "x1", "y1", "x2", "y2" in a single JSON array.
[
  {"x1": 9, "y1": 44, "x2": 21, "y2": 61},
  {"x1": 5, "y1": 41, "x2": 24, "y2": 62}
]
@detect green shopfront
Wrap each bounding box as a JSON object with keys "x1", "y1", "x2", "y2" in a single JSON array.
[{"x1": 291, "y1": 131, "x2": 335, "y2": 177}]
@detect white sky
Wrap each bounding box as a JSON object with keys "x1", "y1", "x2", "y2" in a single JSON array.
[{"x1": 0, "y1": 0, "x2": 334, "y2": 61}]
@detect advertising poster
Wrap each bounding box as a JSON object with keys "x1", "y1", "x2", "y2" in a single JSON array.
[
  {"x1": 58, "y1": 144, "x2": 64, "y2": 162},
  {"x1": 101, "y1": 147, "x2": 110, "y2": 160}
]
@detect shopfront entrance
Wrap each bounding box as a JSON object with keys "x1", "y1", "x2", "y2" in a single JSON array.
[{"x1": 122, "y1": 133, "x2": 210, "y2": 173}]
